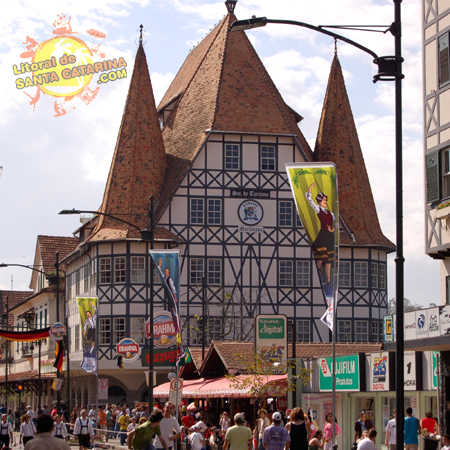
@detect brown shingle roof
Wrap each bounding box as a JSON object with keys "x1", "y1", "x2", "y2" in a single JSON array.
[
  {"x1": 0, "y1": 291, "x2": 33, "y2": 326},
  {"x1": 87, "y1": 44, "x2": 167, "y2": 242},
  {"x1": 0, "y1": 370, "x2": 56, "y2": 383},
  {"x1": 155, "y1": 12, "x2": 313, "y2": 220},
  {"x1": 37, "y1": 235, "x2": 79, "y2": 274},
  {"x1": 314, "y1": 56, "x2": 395, "y2": 251},
  {"x1": 199, "y1": 341, "x2": 383, "y2": 374}
]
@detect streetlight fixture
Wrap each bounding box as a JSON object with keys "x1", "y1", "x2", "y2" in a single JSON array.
[{"x1": 231, "y1": 3, "x2": 405, "y2": 447}]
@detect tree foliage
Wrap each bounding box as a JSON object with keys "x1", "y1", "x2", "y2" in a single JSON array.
[
  {"x1": 225, "y1": 349, "x2": 313, "y2": 407},
  {"x1": 388, "y1": 297, "x2": 425, "y2": 314}
]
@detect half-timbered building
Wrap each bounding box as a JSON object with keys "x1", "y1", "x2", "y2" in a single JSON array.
[{"x1": 60, "y1": 1, "x2": 394, "y2": 403}]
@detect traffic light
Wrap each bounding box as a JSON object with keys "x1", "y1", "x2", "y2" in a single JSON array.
[{"x1": 15, "y1": 385, "x2": 23, "y2": 394}]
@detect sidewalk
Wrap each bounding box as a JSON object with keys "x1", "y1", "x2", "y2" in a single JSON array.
[{"x1": 10, "y1": 432, "x2": 130, "y2": 449}]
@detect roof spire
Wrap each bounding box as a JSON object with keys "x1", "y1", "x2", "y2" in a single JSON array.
[
  {"x1": 314, "y1": 57, "x2": 394, "y2": 251},
  {"x1": 139, "y1": 24, "x2": 143, "y2": 45},
  {"x1": 334, "y1": 38, "x2": 338, "y2": 56},
  {"x1": 225, "y1": 0, "x2": 237, "y2": 13}
]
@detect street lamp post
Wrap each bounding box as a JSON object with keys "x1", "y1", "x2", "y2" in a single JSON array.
[
  {"x1": 59, "y1": 201, "x2": 157, "y2": 409},
  {"x1": 29, "y1": 340, "x2": 42, "y2": 409},
  {"x1": 230, "y1": 3, "x2": 404, "y2": 446}
]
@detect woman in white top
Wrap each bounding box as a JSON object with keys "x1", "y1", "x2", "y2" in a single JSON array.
[
  {"x1": 127, "y1": 417, "x2": 138, "y2": 450},
  {"x1": 53, "y1": 414, "x2": 68, "y2": 441}
]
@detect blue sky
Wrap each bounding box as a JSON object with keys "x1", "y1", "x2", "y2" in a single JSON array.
[{"x1": 0, "y1": 0, "x2": 439, "y2": 307}]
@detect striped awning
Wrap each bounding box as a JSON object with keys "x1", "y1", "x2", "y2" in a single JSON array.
[{"x1": 153, "y1": 374, "x2": 287, "y2": 399}]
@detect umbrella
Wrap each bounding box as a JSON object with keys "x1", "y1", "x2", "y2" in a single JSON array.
[
  {"x1": 86, "y1": 29, "x2": 106, "y2": 46},
  {"x1": 187, "y1": 402, "x2": 197, "y2": 411}
]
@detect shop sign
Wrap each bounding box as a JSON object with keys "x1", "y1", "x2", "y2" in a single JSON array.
[
  {"x1": 383, "y1": 316, "x2": 393, "y2": 342},
  {"x1": 404, "y1": 351, "x2": 423, "y2": 391},
  {"x1": 49, "y1": 322, "x2": 66, "y2": 341},
  {"x1": 238, "y1": 200, "x2": 263, "y2": 225},
  {"x1": 416, "y1": 311, "x2": 428, "y2": 337},
  {"x1": 147, "y1": 311, "x2": 178, "y2": 349},
  {"x1": 141, "y1": 348, "x2": 186, "y2": 368},
  {"x1": 440, "y1": 305, "x2": 450, "y2": 336},
  {"x1": 230, "y1": 188, "x2": 271, "y2": 199},
  {"x1": 116, "y1": 338, "x2": 141, "y2": 363},
  {"x1": 370, "y1": 352, "x2": 389, "y2": 391},
  {"x1": 318, "y1": 354, "x2": 360, "y2": 392},
  {"x1": 432, "y1": 351, "x2": 439, "y2": 389},
  {"x1": 427, "y1": 308, "x2": 440, "y2": 337},
  {"x1": 404, "y1": 311, "x2": 416, "y2": 340},
  {"x1": 255, "y1": 315, "x2": 287, "y2": 366}
]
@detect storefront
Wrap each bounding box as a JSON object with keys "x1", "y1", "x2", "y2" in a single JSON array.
[{"x1": 302, "y1": 350, "x2": 440, "y2": 450}]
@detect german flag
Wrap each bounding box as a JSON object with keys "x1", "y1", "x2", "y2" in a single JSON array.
[
  {"x1": 0, "y1": 328, "x2": 50, "y2": 342},
  {"x1": 53, "y1": 340, "x2": 64, "y2": 371}
]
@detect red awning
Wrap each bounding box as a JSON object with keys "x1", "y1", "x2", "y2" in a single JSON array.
[{"x1": 154, "y1": 375, "x2": 287, "y2": 399}]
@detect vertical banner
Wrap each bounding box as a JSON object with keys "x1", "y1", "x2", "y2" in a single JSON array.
[
  {"x1": 77, "y1": 297, "x2": 98, "y2": 374},
  {"x1": 286, "y1": 163, "x2": 339, "y2": 330},
  {"x1": 149, "y1": 250, "x2": 186, "y2": 362}
]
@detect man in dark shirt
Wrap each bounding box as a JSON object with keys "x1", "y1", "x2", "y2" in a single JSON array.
[{"x1": 354, "y1": 410, "x2": 375, "y2": 442}]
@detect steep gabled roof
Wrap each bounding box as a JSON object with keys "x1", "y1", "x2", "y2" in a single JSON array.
[
  {"x1": 88, "y1": 44, "x2": 167, "y2": 242},
  {"x1": 155, "y1": 12, "x2": 313, "y2": 219},
  {"x1": 314, "y1": 56, "x2": 395, "y2": 251},
  {"x1": 36, "y1": 235, "x2": 79, "y2": 275}
]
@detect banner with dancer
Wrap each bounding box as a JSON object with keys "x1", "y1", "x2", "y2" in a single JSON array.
[
  {"x1": 286, "y1": 163, "x2": 339, "y2": 331},
  {"x1": 77, "y1": 297, "x2": 98, "y2": 374},
  {"x1": 149, "y1": 250, "x2": 186, "y2": 363}
]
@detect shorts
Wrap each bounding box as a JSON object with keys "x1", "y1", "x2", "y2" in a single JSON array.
[
  {"x1": 0, "y1": 434, "x2": 10, "y2": 448},
  {"x1": 405, "y1": 444, "x2": 418, "y2": 450},
  {"x1": 389, "y1": 445, "x2": 397, "y2": 450},
  {"x1": 79, "y1": 433, "x2": 91, "y2": 447}
]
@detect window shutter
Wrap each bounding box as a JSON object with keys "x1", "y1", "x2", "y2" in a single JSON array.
[
  {"x1": 439, "y1": 34, "x2": 450, "y2": 87},
  {"x1": 426, "y1": 151, "x2": 440, "y2": 203}
]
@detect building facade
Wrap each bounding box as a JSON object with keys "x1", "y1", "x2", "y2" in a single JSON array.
[{"x1": 56, "y1": 1, "x2": 394, "y2": 405}]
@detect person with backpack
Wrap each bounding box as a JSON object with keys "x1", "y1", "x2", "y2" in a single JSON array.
[{"x1": 354, "y1": 410, "x2": 374, "y2": 443}]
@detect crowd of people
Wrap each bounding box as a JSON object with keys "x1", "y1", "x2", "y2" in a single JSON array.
[{"x1": 0, "y1": 401, "x2": 446, "y2": 450}]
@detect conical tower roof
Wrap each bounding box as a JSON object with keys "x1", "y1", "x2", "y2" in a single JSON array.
[
  {"x1": 314, "y1": 55, "x2": 394, "y2": 250},
  {"x1": 155, "y1": 10, "x2": 313, "y2": 219},
  {"x1": 88, "y1": 44, "x2": 167, "y2": 242}
]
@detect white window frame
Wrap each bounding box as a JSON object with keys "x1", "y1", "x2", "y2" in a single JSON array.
[
  {"x1": 75, "y1": 270, "x2": 80, "y2": 296},
  {"x1": 207, "y1": 199, "x2": 222, "y2": 225},
  {"x1": 379, "y1": 263, "x2": 387, "y2": 289},
  {"x1": 99, "y1": 318, "x2": 111, "y2": 345},
  {"x1": 372, "y1": 321, "x2": 380, "y2": 342},
  {"x1": 131, "y1": 256, "x2": 146, "y2": 283},
  {"x1": 355, "y1": 320, "x2": 369, "y2": 342},
  {"x1": 74, "y1": 325, "x2": 80, "y2": 351},
  {"x1": 190, "y1": 198, "x2": 204, "y2": 225},
  {"x1": 113, "y1": 317, "x2": 126, "y2": 344},
  {"x1": 338, "y1": 320, "x2": 352, "y2": 343},
  {"x1": 100, "y1": 257, "x2": 111, "y2": 284},
  {"x1": 261, "y1": 145, "x2": 276, "y2": 171},
  {"x1": 296, "y1": 260, "x2": 310, "y2": 287},
  {"x1": 114, "y1": 257, "x2": 126, "y2": 283},
  {"x1": 190, "y1": 258, "x2": 204, "y2": 285},
  {"x1": 208, "y1": 318, "x2": 223, "y2": 342},
  {"x1": 225, "y1": 143, "x2": 240, "y2": 170},
  {"x1": 354, "y1": 261, "x2": 368, "y2": 288},
  {"x1": 279, "y1": 201, "x2": 293, "y2": 227},
  {"x1": 90, "y1": 259, "x2": 97, "y2": 286},
  {"x1": 296, "y1": 319, "x2": 311, "y2": 343},
  {"x1": 339, "y1": 261, "x2": 351, "y2": 288},
  {"x1": 371, "y1": 262, "x2": 378, "y2": 288},
  {"x1": 279, "y1": 260, "x2": 293, "y2": 287},
  {"x1": 207, "y1": 259, "x2": 222, "y2": 286}
]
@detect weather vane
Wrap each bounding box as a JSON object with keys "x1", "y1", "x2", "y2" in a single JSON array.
[{"x1": 136, "y1": 24, "x2": 147, "y2": 46}]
